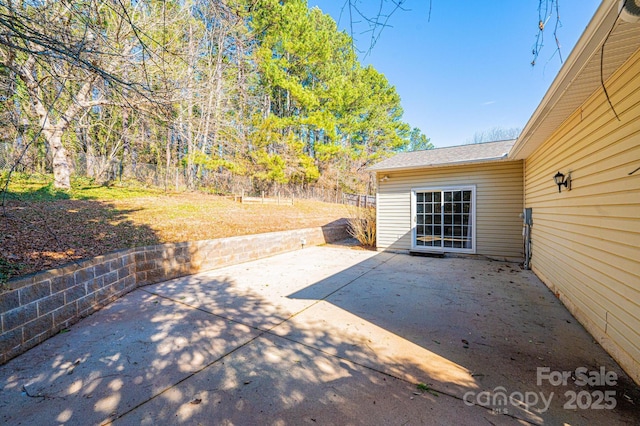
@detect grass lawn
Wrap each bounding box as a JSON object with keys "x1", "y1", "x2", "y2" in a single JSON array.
[{"x1": 1, "y1": 174, "x2": 349, "y2": 282}]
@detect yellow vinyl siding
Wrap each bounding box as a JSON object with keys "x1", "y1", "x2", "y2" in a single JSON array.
[
  {"x1": 525, "y1": 48, "x2": 640, "y2": 382},
  {"x1": 377, "y1": 161, "x2": 524, "y2": 259}
]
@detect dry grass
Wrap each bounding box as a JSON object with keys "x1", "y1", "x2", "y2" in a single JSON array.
[
  {"x1": 113, "y1": 194, "x2": 348, "y2": 242},
  {"x1": 0, "y1": 176, "x2": 349, "y2": 281},
  {"x1": 346, "y1": 206, "x2": 376, "y2": 248}
]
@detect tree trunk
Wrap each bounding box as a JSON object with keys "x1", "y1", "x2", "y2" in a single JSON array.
[
  {"x1": 121, "y1": 106, "x2": 130, "y2": 180},
  {"x1": 81, "y1": 126, "x2": 96, "y2": 179},
  {"x1": 46, "y1": 128, "x2": 71, "y2": 189},
  {"x1": 185, "y1": 23, "x2": 196, "y2": 190},
  {"x1": 14, "y1": 50, "x2": 100, "y2": 190},
  {"x1": 165, "y1": 127, "x2": 172, "y2": 192}
]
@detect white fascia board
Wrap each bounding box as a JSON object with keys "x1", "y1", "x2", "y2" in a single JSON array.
[{"x1": 510, "y1": 0, "x2": 619, "y2": 160}]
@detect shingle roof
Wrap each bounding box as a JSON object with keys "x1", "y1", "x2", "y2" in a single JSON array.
[{"x1": 368, "y1": 139, "x2": 516, "y2": 172}]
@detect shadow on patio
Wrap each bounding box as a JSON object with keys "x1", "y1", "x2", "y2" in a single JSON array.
[
  {"x1": 285, "y1": 247, "x2": 640, "y2": 425},
  {"x1": 0, "y1": 245, "x2": 638, "y2": 425}
]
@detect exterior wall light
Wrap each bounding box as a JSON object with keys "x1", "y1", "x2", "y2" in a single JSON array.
[
  {"x1": 380, "y1": 175, "x2": 390, "y2": 182},
  {"x1": 553, "y1": 171, "x2": 571, "y2": 193}
]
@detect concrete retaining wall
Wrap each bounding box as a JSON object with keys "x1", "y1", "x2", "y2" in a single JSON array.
[{"x1": 0, "y1": 224, "x2": 349, "y2": 363}]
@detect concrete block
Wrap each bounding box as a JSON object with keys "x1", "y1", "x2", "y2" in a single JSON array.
[
  {"x1": 103, "y1": 271, "x2": 118, "y2": 287},
  {"x1": 37, "y1": 292, "x2": 65, "y2": 316},
  {"x1": 21, "y1": 331, "x2": 52, "y2": 355},
  {"x1": 113, "y1": 279, "x2": 126, "y2": 292},
  {"x1": 146, "y1": 268, "x2": 167, "y2": 284},
  {"x1": 176, "y1": 264, "x2": 190, "y2": 276},
  {"x1": 18, "y1": 280, "x2": 51, "y2": 305},
  {"x1": 76, "y1": 294, "x2": 97, "y2": 315},
  {"x1": 107, "y1": 258, "x2": 122, "y2": 271},
  {"x1": 2, "y1": 343, "x2": 22, "y2": 364},
  {"x1": 53, "y1": 304, "x2": 77, "y2": 327},
  {"x1": 5, "y1": 275, "x2": 34, "y2": 291},
  {"x1": 135, "y1": 272, "x2": 148, "y2": 285},
  {"x1": 174, "y1": 246, "x2": 188, "y2": 257},
  {"x1": 122, "y1": 253, "x2": 136, "y2": 265},
  {"x1": 145, "y1": 250, "x2": 163, "y2": 261},
  {"x1": 119, "y1": 255, "x2": 129, "y2": 268},
  {"x1": 74, "y1": 267, "x2": 95, "y2": 285},
  {"x1": 64, "y1": 285, "x2": 86, "y2": 304},
  {"x1": 112, "y1": 287, "x2": 127, "y2": 300},
  {"x1": 124, "y1": 275, "x2": 136, "y2": 289},
  {"x1": 0, "y1": 290, "x2": 20, "y2": 314},
  {"x1": 86, "y1": 276, "x2": 103, "y2": 293},
  {"x1": 78, "y1": 306, "x2": 98, "y2": 319},
  {"x1": 23, "y1": 314, "x2": 53, "y2": 342},
  {"x1": 0, "y1": 327, "x2": 22, "y2": 354},
  {"x1": 116, "y1": 266, "x2": 131, "y2": 281},
  {"x1": 50, "y1": 274, "x2": 75, "y2": 293},
  {"x1": 96, "y1": 286, "x2": 118, "y2": 305},
  {"x1": 2, "y1": 303, "x2": 37, "y2": 332},
  {"x1": 136, "y1": 260, "x2": 156, "y2": 272},
  {"x1": 93, "y1": 262, "x2": 109, "y2": 278}
]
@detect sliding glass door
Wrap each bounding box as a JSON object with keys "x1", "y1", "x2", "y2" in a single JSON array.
[{"x1": 412, "y1": 187, "x2": 475, "y2": 253}]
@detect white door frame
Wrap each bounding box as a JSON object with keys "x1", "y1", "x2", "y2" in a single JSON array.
[{"x1": 410, "y1": 185, "x2": 477, "y2": 254}]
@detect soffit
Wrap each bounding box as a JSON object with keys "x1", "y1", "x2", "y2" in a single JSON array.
[{"x1": 512, "y1": 5, "x2": 640, "y2": 159}]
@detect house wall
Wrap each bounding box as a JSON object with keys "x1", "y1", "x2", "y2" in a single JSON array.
[
  {"x1": 525, "y1": 48, "x2": 640, "y2": 383},
  {"x1": 376, "y1": 161, "x2": 524, "y2": 259}
]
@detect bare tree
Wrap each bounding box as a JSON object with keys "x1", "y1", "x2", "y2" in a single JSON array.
[
  {"x1": 532, "y1": 0, "x2": 564, "y2": 66},
  {"x1": 335, "y1": 0, "x2": 564, "y2": 64},
  {"x1": 466, "y1": 127, "x2": 521, "y2": 144},
  {"x1": 331, "y1": 0, "x2": 410, "y2": 54},
  {"x1": 0, "y1": 0, "x2": 166, "y2": 189}
]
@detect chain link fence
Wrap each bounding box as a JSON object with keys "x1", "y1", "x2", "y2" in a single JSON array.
[{"x1": 1, "y1": 146, "x2": 362, "y2": 204}]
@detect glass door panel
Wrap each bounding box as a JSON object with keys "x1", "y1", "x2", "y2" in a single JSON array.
[{"x1": 415, "y1": 189, "x2": 473, "y2": 251}]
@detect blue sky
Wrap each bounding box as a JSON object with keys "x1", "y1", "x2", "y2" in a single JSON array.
[{"x1": 309, "y1": 0, "x2": 601, "y2": 148}]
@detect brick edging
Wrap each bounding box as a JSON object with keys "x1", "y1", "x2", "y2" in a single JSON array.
[{"x1": 0, "y1": 224, "x2": 349, "y2": 363}]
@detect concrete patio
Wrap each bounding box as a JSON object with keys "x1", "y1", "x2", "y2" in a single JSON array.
[{"x1": 1, "y1": 243, "x2": 638, "y2": 425}]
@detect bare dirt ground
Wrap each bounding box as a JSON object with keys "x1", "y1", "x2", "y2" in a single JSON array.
[{"x1": 0, "y1": 193, "x2": 350, "y2": 281}]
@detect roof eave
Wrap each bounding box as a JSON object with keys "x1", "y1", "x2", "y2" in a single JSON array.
[{"x1": 369, "y1": 154, "x2": 512, "y2": 173}]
